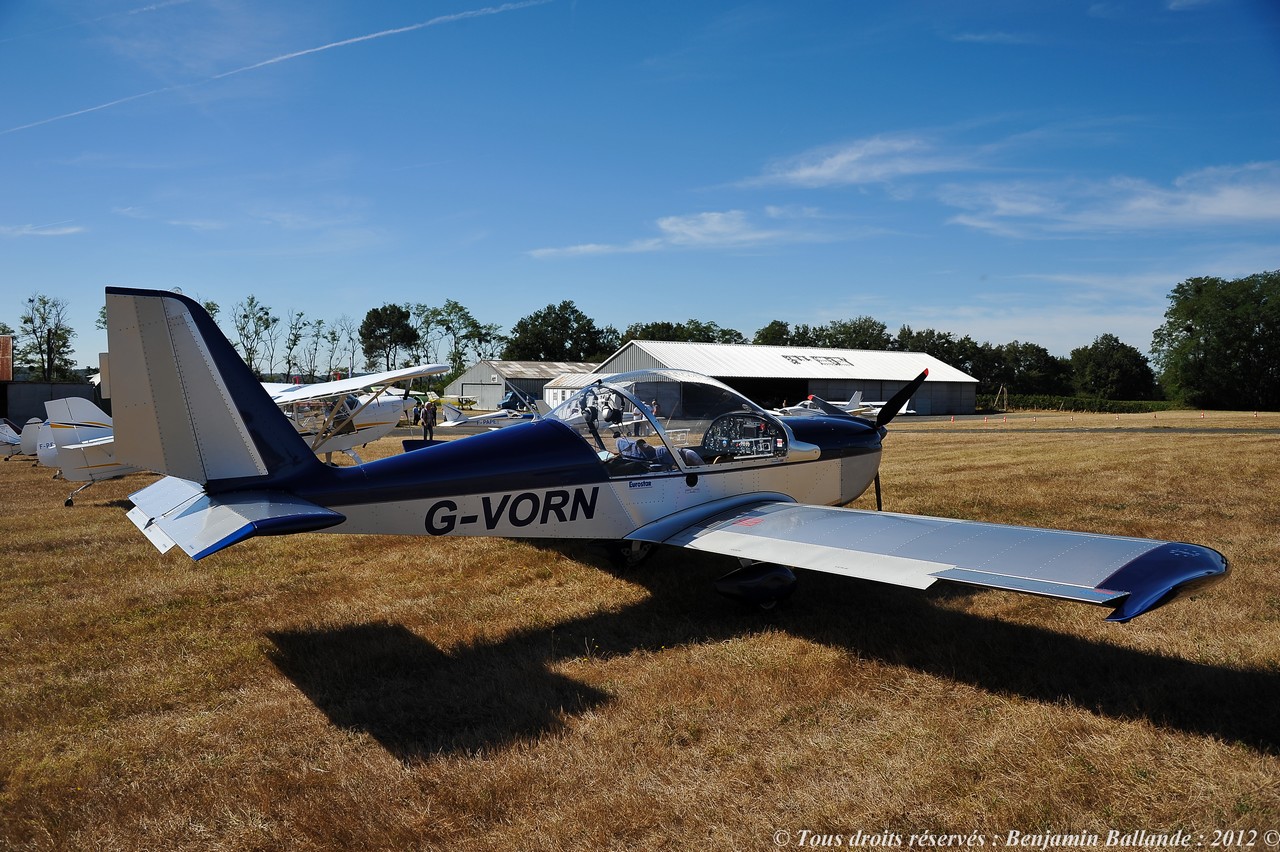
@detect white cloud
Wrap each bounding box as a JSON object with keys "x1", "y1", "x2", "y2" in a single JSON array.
[
  {"x1": 530, "y1": 209, "x2": 827, "y2": 259},
  {"x1": 942, "y1": 162, "x2": 1280, "y2": 237},
  {"x1": 0, "y1": 222, "x2": 84, "y2": 237},
  {"x1": 655, "y1": 210, "x2": 784, "y2": 246},
  {"x1": 744, "y1": 134, "x2": 973, "y2": 188}
]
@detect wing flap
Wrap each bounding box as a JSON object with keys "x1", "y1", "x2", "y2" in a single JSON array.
[
  {"x1": 128, "y1": 477, "x2": 345, "y2": 560},
  {"x1": 661, "y1": 502, "x2": 1227, "y2": 620},
  {"x1": 930, "y1": 567, "x2": 1128, "y2": 606}
]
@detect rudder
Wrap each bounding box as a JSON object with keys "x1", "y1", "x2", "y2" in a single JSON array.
[{"x1": 105, "y1": 287, "x2": 319, "y2": 486}]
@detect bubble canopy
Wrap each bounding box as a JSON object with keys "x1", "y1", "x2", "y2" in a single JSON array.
[{"x1": 545, "y1": 369, "x2": 809, "y2": 476}]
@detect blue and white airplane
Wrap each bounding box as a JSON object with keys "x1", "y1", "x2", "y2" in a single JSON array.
[{"x1": 106, "y1": 287, "x2": 1227, "y2": 622}]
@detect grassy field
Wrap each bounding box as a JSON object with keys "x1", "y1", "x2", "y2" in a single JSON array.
[{"x1": 2, "y1": 410, "x2": 1278, "y2": 850}]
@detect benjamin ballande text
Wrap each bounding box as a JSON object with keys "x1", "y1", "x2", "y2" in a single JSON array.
[{"x1": 772, "y1": 829, "x2": 1280, "y2": 849}]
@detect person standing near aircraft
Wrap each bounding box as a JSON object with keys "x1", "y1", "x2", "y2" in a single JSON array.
[{"x1": 423, "y1": 400, "x2": 437, "y2": 441}]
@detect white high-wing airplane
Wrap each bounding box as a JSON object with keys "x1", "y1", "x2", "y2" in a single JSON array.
[
  {"x1": 265, "y1": 362, "x2": 448, "y2": 461},
  {"x1": 108, "y1": 288, "x2": 1227, "y2": 622}
]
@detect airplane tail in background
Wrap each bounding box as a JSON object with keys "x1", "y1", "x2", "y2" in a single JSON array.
[
  {"x1": 20, "y1": 418, "x2": 43, "y2": 457},
  {"x1": 105, "y1": 287, "x2": 321, "y2": 487},
  {"x1": 441, "y1": 403, "x2": 466, "y2": 424},
  {"x1": 45, "y1": 397, "x2": 113, "y2": 448}
]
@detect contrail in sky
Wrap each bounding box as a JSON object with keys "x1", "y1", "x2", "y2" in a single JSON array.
[
  {"x1": 213, "y1": 1, "x2": 551, "y2": 80},
  {"x1": 2, "y1": 0, "x2": 551, "y2": 136}
]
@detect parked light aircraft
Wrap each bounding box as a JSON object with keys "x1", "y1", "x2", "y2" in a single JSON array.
[
  {"x1": 40, "y1": 397, "x2": 143, "y2": 504},
  {"x1": 265, "y1": 362, "x2": 448, "y2": 462},
  {"x1": 1, "y1": 418, "x2": 25, "y2": 459},
  {"x1": 439, "y1": 385, "x2": 553, "y2": 429},
  {"x1": 17, "y1": 417, "x2": 45, "y2": 458},
  {"x1": 36, "y1": 365, "x2": 447, "y2": 504},
  {"x1": 776, "y1": 392, "x2": 872, "y2": 418},
  {"x1": 439, "y1": 401, "x2": 543, "y2": 428},
  {"x1": 107, "y1": 287, "x2": 1227, "y2": 622}
]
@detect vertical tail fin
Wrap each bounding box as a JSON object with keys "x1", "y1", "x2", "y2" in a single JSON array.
[
  {"x1": 105, "y1": 287, "x2": 320, "y2": 486},
  {"x1": 45, "y1": 397, "x2": 113, "y2": 448}
]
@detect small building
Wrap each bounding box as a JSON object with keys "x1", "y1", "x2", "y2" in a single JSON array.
[
  {"x1": 444, "y1": 360, "x2": 597, "y2": 410},
  {"x1": 591, "y1": 340, "x2": 978, "y2": 415},
  {"x1": 542, "y1": 370, "x2": 603, "y2": 408}
]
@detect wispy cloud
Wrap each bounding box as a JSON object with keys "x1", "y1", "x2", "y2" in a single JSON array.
[
  {"x1": 529, "y1": 209, "x2": 840, "y2": 258},
  {"x1": 742, "y1": 134, "x2": 974, "y2": 188},
  {"x1": 0, "y1": 222, "x2": 84, "y2": 237},
  {"x1": 530, "y1": 209, "x2": 815, "y2": 258},
  {"x1": 948, "y1": 31, "x2": 1039, "y2": 45},
  {"x1": 2, "y1": 1, "x2": 550, "y2": 136},
  {"x1": 942, "y1": 161, "x2": 1280, "y2": 237}
]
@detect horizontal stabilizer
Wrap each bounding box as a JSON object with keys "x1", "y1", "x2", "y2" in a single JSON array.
[
  {"x1": 662, "y1": 503, "x2": 1227, "y2": 621},
  {"x1": 128, "y1": 476, "x2": 345, "y2": 560}
]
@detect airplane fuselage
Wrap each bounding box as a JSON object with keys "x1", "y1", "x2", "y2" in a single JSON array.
[{"x1": 289, "y1": 416, "x2": 883, "y2": 542}]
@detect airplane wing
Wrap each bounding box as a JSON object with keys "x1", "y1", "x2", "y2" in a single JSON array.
[
  {"x1": 267, "y1": 364, "x2": 448, "y2": 405},
  {"x1": 643, "y1": 500, "x2": 1225, "y2": 623},
  {"x1": 0, "y1": 419, "x2": 20, "y2": 446}
]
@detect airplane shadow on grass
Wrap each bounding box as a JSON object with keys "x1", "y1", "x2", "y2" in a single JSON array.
[{"x1": 268, "y1": 543, "x2": 1280, "y2": 761}]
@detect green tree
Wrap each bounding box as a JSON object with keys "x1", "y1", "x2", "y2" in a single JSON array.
[
  {"x1": 820, "y1": 316, "x2": 892, "y2": 350},
  {"x1": 281, "y1": 311, "x2": 311, "y2": 381},
  {"x1": 987, "y1": 341, "x2": 1072, "y2": 396},
  {"x1": 752, "y1": 316, "x2": 892, "y2": 350},
  {"x1": 440, "y1": 300, "x2": 480, "y2": 375},
  {"x1": 503, "y1": 301, "x2": 619, "y2": 362},
  {"x1": 623, "y1": 319, "x2": 745, "y2": 344},
  {"x1": 232, "y1": 295, "x2": 279, "y2": 378},
  {"x1": 17, "y1": 294, "x2": 77, "y2": 381},
  {"x1": 895, "y1": 326, "x2": 968, "y2": 365},
  {"x1": 1070, "y1": 334, "x2": 1157, "y2": 400},
  {"x1": 752, "y1": 320, "x2": 792, "y2": 346},
  {"x1": 1152, "y1": 271, "x2": 1280, "y2": 409},
  {"x1": 359, "y1": 304, "x2": 419, "y2": 372}
]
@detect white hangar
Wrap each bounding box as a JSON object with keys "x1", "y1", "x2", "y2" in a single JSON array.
[
  {"x1": 444, "y1": 360, "x2": 597, "y2": 410},
  {"x1": 588, "y1": 340, "x2": 978, "y2": 415}
]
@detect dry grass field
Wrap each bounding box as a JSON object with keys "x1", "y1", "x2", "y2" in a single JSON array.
[{"x1": 2, "y1": 410, "x2": 1278, "y2": 850}]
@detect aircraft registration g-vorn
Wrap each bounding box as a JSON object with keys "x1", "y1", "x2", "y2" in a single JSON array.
[{"x1": 106, "y1": 287, "x2": 1228, "y2": 623}]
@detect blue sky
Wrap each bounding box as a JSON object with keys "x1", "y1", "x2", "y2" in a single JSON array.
[{"x1": 3, "y1": 0, "x2": 1278, "y2": 369}]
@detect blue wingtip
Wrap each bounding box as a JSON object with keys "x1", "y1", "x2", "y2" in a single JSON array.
[{"x1": 1100, "y1": 542, "x2": 1229, "y2": 622}]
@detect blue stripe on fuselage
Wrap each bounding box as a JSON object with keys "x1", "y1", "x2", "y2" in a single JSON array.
[{"x1": 294, "y1": 418, "x2": 609, "y2": 507}]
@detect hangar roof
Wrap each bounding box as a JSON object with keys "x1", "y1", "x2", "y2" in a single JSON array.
[
  {"x1": 601, "y1": 340, "x2": 978, "y2": 383},
  {"x1": 483, "y1": 360, "x2": 597, "y2": 380}
]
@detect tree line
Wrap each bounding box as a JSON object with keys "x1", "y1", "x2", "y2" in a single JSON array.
[{"x1": 4, "y1": 270, "x2": 1277, "y2": 409}]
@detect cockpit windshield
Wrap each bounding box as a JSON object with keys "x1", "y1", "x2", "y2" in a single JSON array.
[{"x1": 545, "y1": 369, "x2": 791, "y2": 476}]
